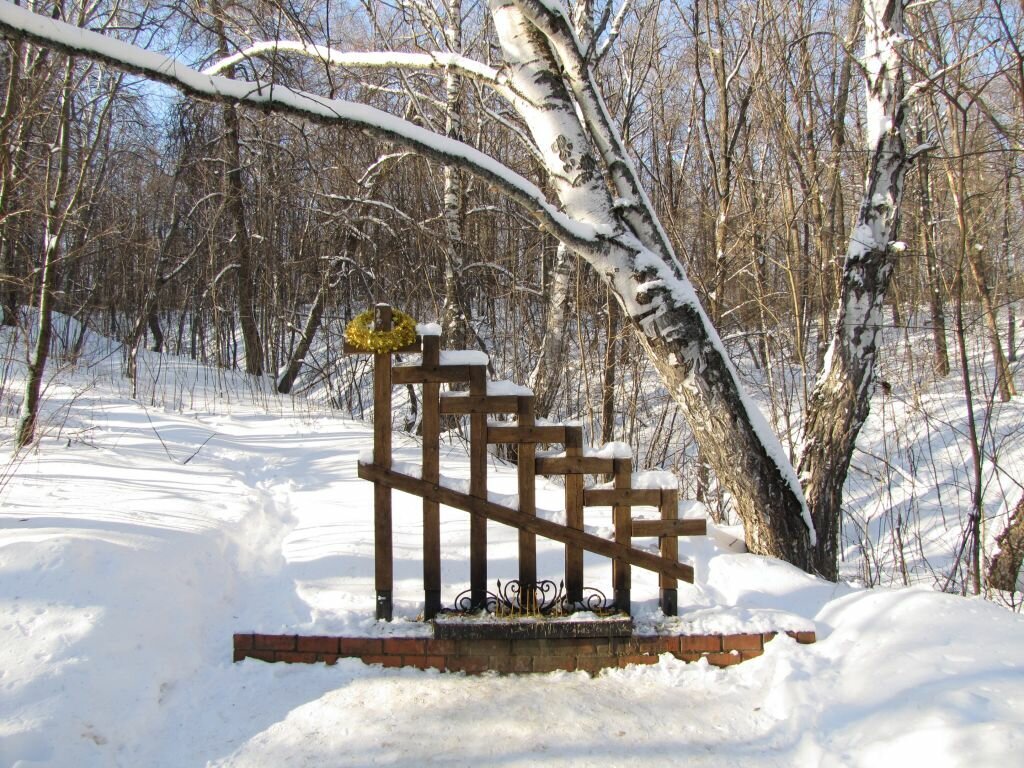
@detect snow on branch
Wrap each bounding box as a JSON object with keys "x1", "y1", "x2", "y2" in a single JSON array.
[
  {"x1": 202, "y1": 41, "x2": 517, "y2": 105},
  {"x1": 0, "y1": 3, "x2": 597, "y2": 250},
  {"x1": 595, "y1": 0, "x2": 635, "y2": 61},
  {"x1": 514, "y1": 0, "x2": 677, "y2": 267}
]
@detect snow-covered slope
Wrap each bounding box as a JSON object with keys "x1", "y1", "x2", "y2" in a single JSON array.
[{"x1": 1, "y1": 325, "x2": 1022, "y2": 766}]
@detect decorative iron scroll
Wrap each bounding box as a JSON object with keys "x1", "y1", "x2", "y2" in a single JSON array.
[{"x1": 445, "y1": 580, "x2": 614, "y2": 616}]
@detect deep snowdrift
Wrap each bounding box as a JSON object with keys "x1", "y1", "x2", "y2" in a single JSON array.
[{"x1": 1, "y1": 328, "x2": 1022, "y2": 767}]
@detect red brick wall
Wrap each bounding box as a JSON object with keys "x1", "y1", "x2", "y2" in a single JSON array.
[{"x1": 233, "y1": 631, "x2": 816, "y2": 674}]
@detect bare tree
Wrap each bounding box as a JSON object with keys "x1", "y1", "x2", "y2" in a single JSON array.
[
  {"x1": 16, "y1": 19, "x2": 122, "y2": 446},
  {"x1": 206, "y1": 0, "x2": 264, "y2": 376}
]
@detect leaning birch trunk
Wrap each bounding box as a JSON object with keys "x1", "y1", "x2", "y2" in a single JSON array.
[
  {"x1": 798, "y1": 0, "x2": 911, "y2": 579},
  {"x1": 492, "y1": 0, "x2": 813, "y2": 566}
]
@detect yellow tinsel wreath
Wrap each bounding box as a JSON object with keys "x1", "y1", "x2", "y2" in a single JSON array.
[{"x1": 345, "y1": 308, "x2": 417, "y2": 353}]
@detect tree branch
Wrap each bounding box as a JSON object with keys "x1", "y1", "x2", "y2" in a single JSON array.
[{"x1": 0, "y1": 3, "x2": 597, "y2": 252}]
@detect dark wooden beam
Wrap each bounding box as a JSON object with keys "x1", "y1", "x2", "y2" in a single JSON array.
[
  {"x1": 564, "y1": 426, "x2": 584, "y2": 602},
  {"x1": 372, "y1": 305, "x2": 394, "y2": 621},
  {"x1": 517, "y1": 396, "x2": 537, "y2": 589},
  {"x1": 584, "y1": 488, "x2": 663, "y2": 507},
  {"x1": 660, "y1": 488, "x2": 679, "y2": 615},
  {"x1": 392, "y1": 365, "x2": 476, "y2": 385},
  {"x1": 630, "y1": 519, "x2": 708, "y2": 537},
  {"x1": 343, "y1": 340, "x2": 422, "y2": 356},
  {"x1": 613, "y1": 458, "x2": 632, "y2": 612},
  {"x1": 469, "y1": 366, "x2": 488, "y2": 608},
  {"x1": 421, "y1": 334, "x2": 441, "y2": 619},
  {"x1": 438, "y1": 395, "x2": 522, "y2": 414},
  {"x1": 535, "y1": 456, "x2": 618, "y2": 475},
  {"x1": 487, "y1": 425, "x2": 568, "y2": 444},
  {"x1": 357, "y1": 463, "x2": 695, "y2": 582}
]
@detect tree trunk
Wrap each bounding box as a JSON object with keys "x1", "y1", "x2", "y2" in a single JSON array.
[
  {"x1": 1003, "y1": 169, "x2": 1017, "y2": 363},
  {"x1": 148, "y1": 311, "x2": 164, "y2": 353},
  {"x1": 601, "y1": 284, "x2": 617, "y2": 446},
  {"x1": 128, "y1": 185, "x2": 183, "y2": 392},
  {"x1": 951, "y1": 264, "x2": 984, "y2": 594},
  {"x1": 17, "y1": 57, "x2": 75, "y2": 449},
  {"x1": 439, "y1": 0, "x2": 472, "y2": 350},
  {"x1": 0, "y1": 31, "x2": 28, "y2": 327},
  {"x1": 799, "y1": 0, "x2": 911, "y2": 579},
  {"x1": 917, "y1": 132, "x2": 950, "y2": 377},
  {"x1": 17, "y1": 238, "x2": 57, "y2": 449},
  {"x1": 941, "y1": 87, "x2": 1015, "y2": 402},
  {"x1": 965, "y1": 241, "x2": 1015, "y2": 401},
  {"x1": 691, "y1": 0, "x2": 753, "y2": 328},
  {"x1": 988, "y1": 494, "x2": 1024, "y2": 592},
  {"x1": 276, "y1": 274, "x2": 331, "y2": 395},
  {"x1": 815, "y1": 0, "x2": 862, "y2": 373},
  {"x1": 529, "y1": 244, "x2": 573, "y2": 419},
  {"x1": 209, "y1": 0, "x2": 263, "y2": 376},
  {"x1": 1009, "y1": 304, "x2": 1017, "y2": 364},
  {"x1": 277, "y1": 236, "x2": 359, "y2": 395}
]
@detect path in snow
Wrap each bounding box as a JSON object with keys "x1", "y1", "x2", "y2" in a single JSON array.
[{"x1": 1, "y1": 346, "x2": 1022, "y2": 766}]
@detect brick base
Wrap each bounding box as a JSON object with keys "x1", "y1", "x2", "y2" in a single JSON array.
[{"x1": 233, "y1": 630, "x2": 816, "y2": 674}]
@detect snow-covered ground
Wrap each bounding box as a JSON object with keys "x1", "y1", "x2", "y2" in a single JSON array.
[{"x1": 1, "y1": 323, "x2": 1023, "y2": 766}]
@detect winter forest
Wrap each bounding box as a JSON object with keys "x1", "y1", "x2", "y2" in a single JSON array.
[
  {"x1": 2, "y1": 0, "x2": 1024, "y2": 762},
  {"x1": 3, "y1": 0, "x2": 1022, "y2": 594}
]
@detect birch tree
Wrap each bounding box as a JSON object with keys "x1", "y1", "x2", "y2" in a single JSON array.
[
  {"x1": 798, "y1": 0, "x2": 914, "y2": 578},
  {"x1": 438, "y1": 0, "x2": 471, "y2": 349}
]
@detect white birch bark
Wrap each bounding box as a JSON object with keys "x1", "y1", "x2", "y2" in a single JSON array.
[
  {"x1": 799, "y1": 0, "x2": 911, "y2": 578},
  {"x1": 440, "y1": 0, "x2": 471, "y2": 349}
]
